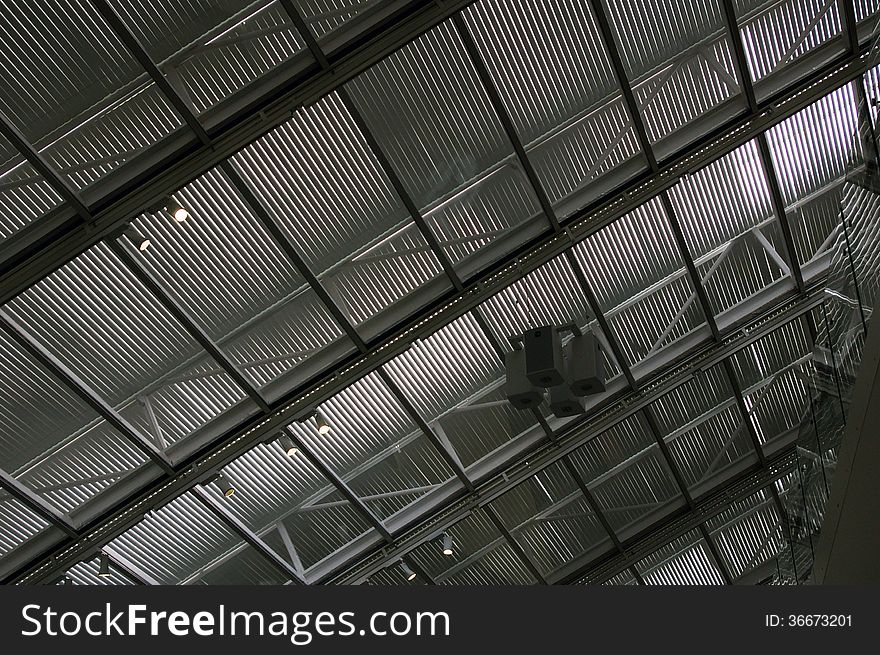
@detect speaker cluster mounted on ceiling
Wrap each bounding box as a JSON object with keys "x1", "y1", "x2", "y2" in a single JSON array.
[{"x1": 504, "y1": 324, "x2": 605, "y2": 419}]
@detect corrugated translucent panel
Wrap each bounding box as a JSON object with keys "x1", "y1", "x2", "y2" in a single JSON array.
[
  {"x1": 4, "y1": 242, "x2": 250, "y2": 449},
  {"x1": 202, "y1": 440, "x2": 372, "y2": 572},
  {"x1": 636, "y1": 529, "x2": 725, "y2": 584},
  {"x1": 67, "y1": 557, "x2": 134, "y2": 585},
  {"x1": 651, "y1": 364, "x2": 755, "y2": 491},
  {"x1": 109, "y1": 492, "x2": 247, "y2": 584},
  {"x1": 0, "y1": 329, "x2": 148, "y2": 514},
  {"x1": 490, "y1": 461, "x2": 609, "y2": 575},
  {"x1": 434, "y1": 386, "x2": 541, "y2": 469},
  {"x1": 672, "y1": 142, "x2": 792, "y2": 315},
  {"x1": 130, "y1": 167, "x2": 351, "y2": 391},
  {"x1": 708, "y1": 489, "x2": 783, "y2": 580},
  {"x1": 568, "y1": 416, "x2": 681, "y2": 537},
  {"x1": 346, "y1": 21, "x2": 544, "y2": 277},
  {"x1": 855, "y1": 0, "x2": 880, "y2": 21},
  {"x1": 465, "y1": 0, "x2": 617, "y2": 144},
  {"x1": 194, "y1": 545, "x2": 290, "y2": 585},
  {"x1": 587, "y1": 445, "x2": 681, "y2": 536},
  {"x1": 409, "y1": 510, "x2": 536, "y2": 584},
  {"x1": 729, "y1": 318, "x2": 812, "y2": 445},
  {"x1": 262, "y1": 492, "x2": 375, "y2": 573},
  {"x1": 574, "y1": 198, "x2": 703, "y2": 366},
  {"x1": 0, "y1": 496, "x2": 49, "y2": 560},
  {"x1": 41, "y1": 83, "x2": 183, "y2": 191},
  {"x1": 0, "y1": 136, "x2": 64, "y2": 244},
  {"x1": 789, "y1": 179, "x2": 844, "y2": 265},
  {"x1": 605, "y1": 0, "x2": 741, "y2": 148},
  {"x1": 384, "y1": 312, "x2": 502, "y2": 422},
  {"x1": 111, "y1": 0, "x2": 307, "y2": 114},
  {"x1": 767, "y1": 83, "x2": 861, "y2": 206},
  {"x1": 736, "y1": 0, "x2": 844, "y2": 90},
  {"x1": 291, "y1": 372, "x2": 455, "y2": 521},
  {"x1": 463, "y1": 0, "x2": 643, "y2": 218},
  {"x1": 232, "y1": 92, "x2": 446, "y2": 339},
  {"x1": 294, "y1": 0, "x2": 391, "y2": 43},
  {"x1": 0, "y1": 0, "x2": 143, "y2": 143}
]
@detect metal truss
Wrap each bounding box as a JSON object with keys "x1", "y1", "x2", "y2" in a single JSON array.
[{"x1": 0, "y1": 0, "x2": 874, "y2": 585}]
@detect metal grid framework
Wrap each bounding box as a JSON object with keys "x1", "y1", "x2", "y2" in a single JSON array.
[{"x1": 0, "y1": 0, "x2": 877, "y2": 586}]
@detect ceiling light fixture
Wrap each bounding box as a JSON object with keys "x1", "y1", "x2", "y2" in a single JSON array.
[
  {"x1": 163, "y1": 196, "x2": 189, "y2": 222},
  {"x1": 278, "y1": 434, "x2": 299, "y2": 458},
  {"x1": 98, "y1": 552, "x2": 111, "y2": 578},
  {"x1": 440, "y1": 532, "x2": 454, "y2": 557},
  {"x1": 124, "y1": 225, "x2": 151, "y2": 251},
  {"x1": 214, "y1": 472, "x2": 235, "y2": 498},
  {"x1": 400, "y1": 560, "x2": 417, "y2": 581},
  {"x1": 315, "y1": 409, "x2": 331, "y2": 435}
]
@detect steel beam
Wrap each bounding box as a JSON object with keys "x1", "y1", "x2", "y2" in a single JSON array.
[
  {"x1": 0, "y1": 113, "x2": 92, "y2": 220},
  {"x1": 483, "y1": 505, "x2": 548, "y2": 585},
  {"x1": 108, "y1": 240, "x2": 269, "y2": 412},
  {"x1": 7, "y1": 275, "x2": 826, "y2": 585},
  {"x1": 0, "y1": 469, "x2": 77, "y2": 538},
  {"x1": 103, "y1": 546, "x2": 161, "y2": 585},
  {"x1": 0, "y1": 308, "x2": 174, "y2": 474},
  {"x1": 283, "y1": 428, "x2": 393, "y2": 542},
  {"x1": 191, "y1": 485, "x2": 306, "y2": 584},
  {"x1": 558, "y1": 446, "x2": 799, "y2": 585}
]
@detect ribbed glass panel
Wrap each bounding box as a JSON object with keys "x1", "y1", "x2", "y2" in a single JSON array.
[
  {"x1": 384, "y1": 312, "x2": 502, "y2": 422},
  {"x1": 768, "y1": 83, "x2": 861, "y2": 206},
  {"x1": 574, "y1": 198, "x2": 703, "y2": 367},
  {"x1": 111, "y1": 0, "x2": 307, "y2": 114},
  {"x1": 736, "y1": 0, "x2": 844, "y2": 93},
  {"x1": 41, "y1": 83, "x2": 183, "y2": 192},
  {"x1": 0, "y1": 136, "x2": 64, "y2": 244},
  {"x1": 232, "y1": 92, "x2": 446, "y2": 340},
  {"x1": 464, "y1": 0, "x2": 643, "y2": 218},
  {"x1": 109, "y1": 491, "x2": 248, "y2": 584},
  {"x1": 490, "y1": 461, "x2": 609, "y2": 575},
  {"x1": 636, "y1": 530, "x2": 725, "y2": 584},
  {"x1": 672, "y1": 140, "x2": 794, "y2": 315},
  {"x1": 291, "y1": 372, "x2": 455, "y2": 521},
  {"x1": 0, "y1": 328, "x2": 148, "y2": 515},
  {"x1": 708, "y1": 489, "x2": 783, "y2": 580},
  {"x1": 729, "y1": 319, "x2": 813, "y2": 445},
  {"x1": 294, "y1": 0, "x2": 392, "y2": 43},
  {"x1": 435, "y1": 386, "x2": 541, "y2": 470},
  {"x1": 588, "y1": 445, "x2": 682, "y2": 536},
  {"x1": 651, "y1": 364, "x2": 755, "y2": 491},
  {"x1": 789, "y1": 181, "x2": 844, "y2": 265},
  {"x1": 0, "y1": 497, "x2": 49, "y2": 561},
  {"x1": 0, "y1": 0, "x2": 143, "y2": 143},
  {"x1": 202, "y1": 440, "x2": 373, "y2": 572},
  {"x1": 130, "y1": 167, "x2": 352, "y2": 392},
  {"x1": 346, "y1": 21, "x2": 544, "y2": 278},
  {"x1": 4, "y1": 243, "x2": 251, "y2": 449},
  {"x1": 605, "y1": 0, "x2": 741, "y2": 151}
]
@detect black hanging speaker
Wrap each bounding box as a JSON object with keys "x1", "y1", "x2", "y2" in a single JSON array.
[
  {"x1": 523, "y1": 325, "x2": 564, "y2": 387},
  {"x1": 549, "y1": 383, "x2": 586, "y2": 417},
  {"x1": 567, "y1": 333, "x2": 605, "y2": 396},
  {"x1": 504, "y1": 349, "x2": 545, "y2": 409}
]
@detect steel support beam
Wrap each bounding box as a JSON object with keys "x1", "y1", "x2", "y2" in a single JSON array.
[
  {"x1": 103, "y1": 546, "x2": 161, "y2": 585},
  {"x1": 559, "y1": 445, "x2": 799, "y2": 585},
  {"x1": 0, "y1": 308, "x2": 174, "y2": 474},
  {"x1": 0, "y1": 113, "x2": 92, "y2": 220},
  {"x1": 108, "y1": 240, "x2": 269, "y2": 412},
  {"x1": 0, "y1": 469, "x2": 78, "y2": 538},
  {"x1": 191, "y1": 485, "x2": 306, "y2": 584},
  {"x1": 482, "y1": 505, "x2": 548, "y2": 585},
  {"x1": 7, "y1": 276, "x2": 827, "y2": 585}
]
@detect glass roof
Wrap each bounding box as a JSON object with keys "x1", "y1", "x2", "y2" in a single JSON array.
[{"x1": 0, "y1": 0, "x2": 877, "y2": 586}]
